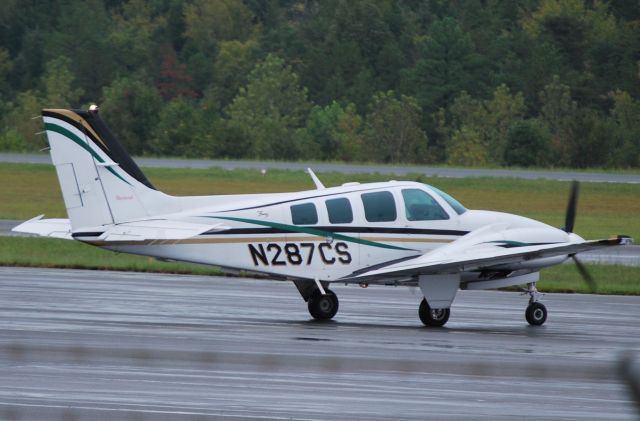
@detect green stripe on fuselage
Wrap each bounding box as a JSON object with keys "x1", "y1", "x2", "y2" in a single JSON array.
[{"x1": 207, "y1": 215, "x2": 416, "y2": 251}]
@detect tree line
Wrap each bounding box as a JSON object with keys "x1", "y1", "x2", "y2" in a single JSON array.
[{"x1": 1, "y1": 0, "x2": 639, "y2": 168}]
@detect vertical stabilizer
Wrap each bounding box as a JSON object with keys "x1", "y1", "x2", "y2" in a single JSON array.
[{"x1": 42, "y1": 107, "x2": 179, "y2": 230}]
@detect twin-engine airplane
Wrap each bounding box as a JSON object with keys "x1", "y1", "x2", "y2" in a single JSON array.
[{"x1": 14, "y1": 106, "x2": 632, "y2": 327}]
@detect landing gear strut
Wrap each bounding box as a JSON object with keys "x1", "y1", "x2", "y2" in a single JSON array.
[
  {"x1": 418, "y1": 298, "x2": 450, "y2": 327},
  {"x1": 524, "y1": 282, "x2": 547, "y2": 326},
  {"x1": 308, "y1": 289, "x2": 339, "y2": 320}
]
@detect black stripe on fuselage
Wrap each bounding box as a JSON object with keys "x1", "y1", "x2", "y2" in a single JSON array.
[{"x1": 203, "y1": 226, "x2": 469, "y2": 236}]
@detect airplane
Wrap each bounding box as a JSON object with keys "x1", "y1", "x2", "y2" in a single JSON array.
[{"x1": 13, "y1": 106, "x2": 633, "y2": 327}]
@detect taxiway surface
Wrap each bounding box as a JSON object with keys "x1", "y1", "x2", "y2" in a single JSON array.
[{"x1": 0, "y1": 266, "x2": 638, "y2": 420}]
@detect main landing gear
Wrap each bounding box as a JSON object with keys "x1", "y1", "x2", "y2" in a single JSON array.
[
  {"x1": 524, "y1": 282, "x2": 547, "y2": 326},
  {"x1": 308, "y1": 289, "x2": 339, "y2": 320},
  {"x1": 418, "y1": 298, "x2": 450, "y2": 327}
]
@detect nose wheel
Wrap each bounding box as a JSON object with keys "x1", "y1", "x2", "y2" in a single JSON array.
[
  {"x1": 525, "y1": 302, "x2": 547, "y2": 326},
  {"x1": 524, "y1": 282, "x2": 547, "y2": 326}
]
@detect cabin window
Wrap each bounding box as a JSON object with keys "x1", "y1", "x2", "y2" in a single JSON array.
[
  {"x1": 361, "y1": 191, "x2": 397, "y2": 222},
  {"x1": 325, "y1": 198, "x2": 353, "y2": 224},
  {"x1": 290, "y1": 203, "x2": 318, "y2": 225},
  {"x1": 402, "y1": 189, "x2": 449, "y2": 221}
]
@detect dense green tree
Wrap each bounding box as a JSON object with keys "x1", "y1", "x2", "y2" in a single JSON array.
[
  {"x1": 306, "y1": 101, "x2": 364, "y2": 161},
  {"x1": 208, "y1": 40, "x2": 258, "y2": 109},
  {"x1": 0, "y1": 0, "x2": 638, "y2": 168},
  {"x1": 226, "y1": 54, "x2": 312, "y2": 160},
  {"x1": 45, "y1": 0, "x2": 114, "y2": 101},
  {"x1": 5, "y1": 91, "x2": 43, "y2": 151},
  {"x1": 504, "y1": 120, "x2": 551, "y2": 167},
  {"x1": 184, "y1": 0, "x2": 254, "y2": 51},
  {"x1": 41, "y1": 57, "x2": 84, "y2": 108},
  {"x1": 0, "y1": 48, "x2": 13, "y2": 97},
  {"x1": 446, "y1": 126, "x2": 489, "y2": 167},
  {"x1": 443, "y1": 85, "x2": 526, "y2": 165},
  {"x1": 605, "y1": 90, "x2": 640, "y2": 167},
  {"x1": 538, "y1": 76, "x2": 578, "y2": 166},
  {"x1": 411, "y1": 17, "x2": 480, "y2": 121},
  {"x1": 364, "y1": 91, "x2": 428, "y2": 163},
  {"x1": 101, "y1": 77, "x2": 163, "y2": 155},
  {"x1": 109, "y1": 0, "x2": 167, "y2": 73},
  {"x1": 149, "y1": 97, "x2": 210, "y2": 157}
]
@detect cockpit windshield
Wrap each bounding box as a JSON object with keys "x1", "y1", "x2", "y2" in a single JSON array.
[{"x1": 427, "y1": 185, "x2": 467, "y2": 215}]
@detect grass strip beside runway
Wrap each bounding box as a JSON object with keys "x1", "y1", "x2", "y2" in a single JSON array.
[{"x1": 1, "y1": 237, "x2": 639, "y2": 295}]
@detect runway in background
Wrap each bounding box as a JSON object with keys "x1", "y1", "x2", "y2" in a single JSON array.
[
  {"x1": 2, "y1": 152, "x2": 639, "y2": 183},
  {"x1": 0, "y1": 267, "x2": 638, "y2": 420}
]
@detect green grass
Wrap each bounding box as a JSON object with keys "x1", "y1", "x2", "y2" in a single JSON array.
[
  {"x1": 0, "y1": 236, "x2": 222, "y2": 276},
  {"x1": 538, "y1": 264, "x2": 640, "y2": 295}
]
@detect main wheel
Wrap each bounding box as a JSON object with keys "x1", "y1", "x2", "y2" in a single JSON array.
[
  {"x1": 525, "y1": 302, "x2": 547, "y2": 326},
  {"x1": 308, "y1": 290, "x2": 339, "y2": 320},
  {"x1": 418, "y1": 298, "x2": 450, "y2": 327}
]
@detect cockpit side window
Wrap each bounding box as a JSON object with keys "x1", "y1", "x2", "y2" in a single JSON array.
[
  {"x1": 361, "y1": 191, "x2": 397, "y2": 222},
  {"x1": 402, "y1": 189, "x2": 449, "y2": 221},
  {"x1": 325, "y1": 198, "x2": 353, "y2": 224},
  {"x1": 429, "y1": 186, "x2": 467, "y2": 215},
  {"x1": 290, "y1": 203, "x2": 318, "y2": 225}
]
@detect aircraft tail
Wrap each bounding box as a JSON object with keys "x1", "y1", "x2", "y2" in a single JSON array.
[{"x1": 42, "y1": 107, "x2": 180, "y2": 230}]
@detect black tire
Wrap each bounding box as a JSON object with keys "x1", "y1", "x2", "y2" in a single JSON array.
[
  {"x1": 525, "y1": 302, "x2": 547, "y2": 326},
  {"x1": 308, "y1": 290, "x2": 339, "y2": 320},
  {"x1": 418, "y1": 298, "x2": 450, "y2": 327}
]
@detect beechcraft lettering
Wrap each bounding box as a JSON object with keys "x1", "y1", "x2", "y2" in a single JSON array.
[{"x1": 13, "y1": 105, "x2": 633, "y2": 327}]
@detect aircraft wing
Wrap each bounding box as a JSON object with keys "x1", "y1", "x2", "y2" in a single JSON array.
[
  {"x1": 341, "y1": 229, "x2": 632, "y2": 283},
  {"x1": 12, "y1": 215, "x2": 73, "y2": 239},
  {"x1": 13, "y1": 215, "x2": 230, "y2": 242}
]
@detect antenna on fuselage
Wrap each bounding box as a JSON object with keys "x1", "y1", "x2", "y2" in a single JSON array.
[{"x1": 307, "y1": 168, "x2": 325, "y2": 190}]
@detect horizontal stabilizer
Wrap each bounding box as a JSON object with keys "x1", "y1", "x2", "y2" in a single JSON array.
[{"x1": 12, "y1": 215, "x2": 72, "y2": 239}]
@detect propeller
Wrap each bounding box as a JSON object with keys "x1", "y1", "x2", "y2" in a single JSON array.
[
  {"x1": 562, "y1": 181, "x2": 597, "y2": 293},
  {"x1": 563, "y1": 181, "x2": 579, "y2": 234},
  {"x1": 571, "y1": 254, "x2": 596, "y2": 293}
]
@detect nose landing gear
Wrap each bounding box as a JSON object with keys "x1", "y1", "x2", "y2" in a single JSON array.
[{"x1": 524, "y1": 282, "x2": 547, "y2": 326}]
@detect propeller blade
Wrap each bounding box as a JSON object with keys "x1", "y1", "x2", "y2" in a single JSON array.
[
  {"x1": 564, "y1": 181, "x2": 579, "y2": 233},
  {"x1": 572, "y1": 255, "x2": 596, "y2": 293}
]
